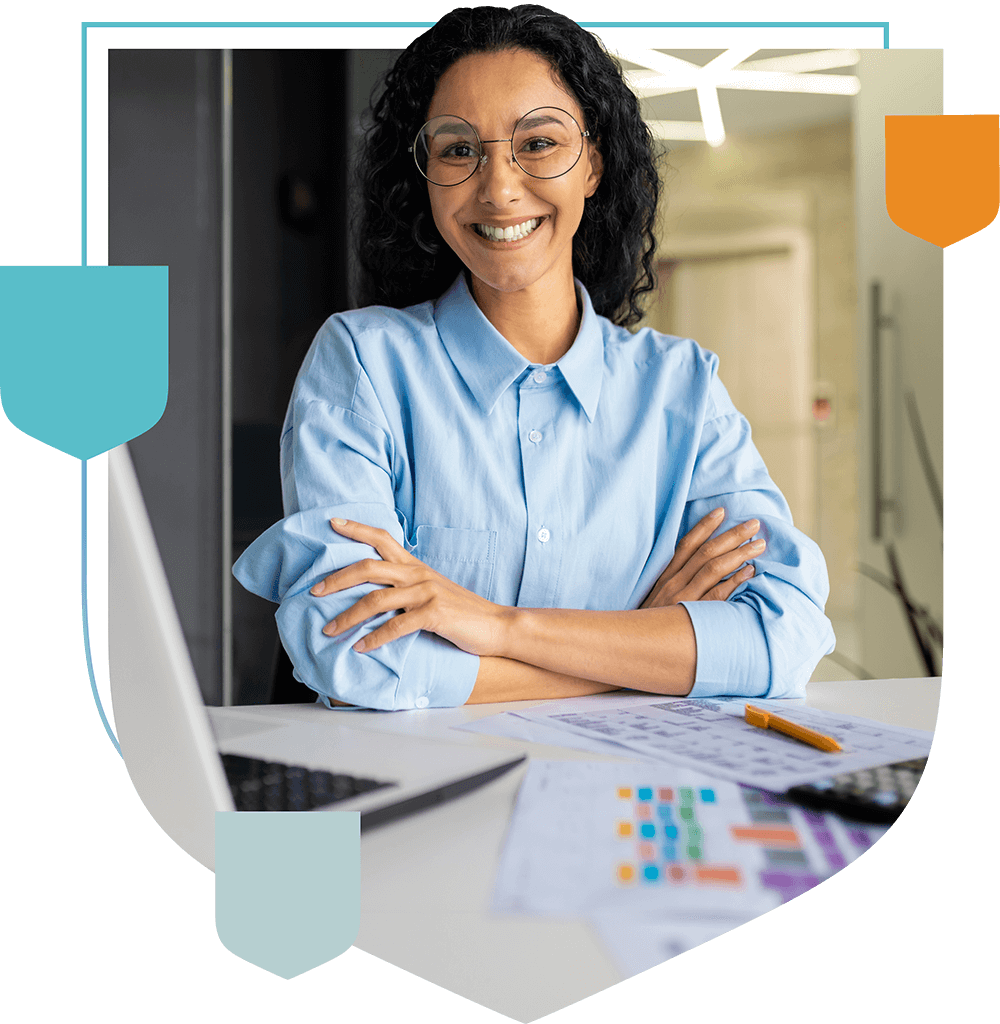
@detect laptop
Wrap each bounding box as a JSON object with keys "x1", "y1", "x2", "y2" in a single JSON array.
[{"x1": 108, "y1": 444, "x2": 525, "y2": 870}]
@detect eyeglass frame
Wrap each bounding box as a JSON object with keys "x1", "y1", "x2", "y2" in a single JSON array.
[{"x1": 408, "y1": 106, "x2": 591, "y2": 186}]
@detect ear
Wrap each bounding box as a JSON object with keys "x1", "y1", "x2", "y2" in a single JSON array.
[{"x1": 584, "y1": 138, "x2": 603, "y2": 198}]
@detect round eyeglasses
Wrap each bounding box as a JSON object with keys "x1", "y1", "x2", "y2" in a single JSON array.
[{"x1": 410, "y1": 106, "x2": 590, "y2": 187}]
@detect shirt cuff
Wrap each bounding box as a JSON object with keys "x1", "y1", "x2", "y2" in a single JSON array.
[
  {"x1": 681, "y1": 600, "x2": 771, "y2": 699},
  {"x1": 235, "y1": 505, "x2": 481, "y2": 710},
  {"x1": 275, "y1": 595, "x2": 481, "y2": 710}
]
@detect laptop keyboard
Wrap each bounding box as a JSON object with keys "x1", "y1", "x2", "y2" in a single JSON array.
[{"x1": 221, "y1": 753, "x2": 395, "y2": 811}]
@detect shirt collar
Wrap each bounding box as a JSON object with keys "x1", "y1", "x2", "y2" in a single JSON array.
[{"x1": 434, "y1": 273, "x2": 605, "y2": 422}]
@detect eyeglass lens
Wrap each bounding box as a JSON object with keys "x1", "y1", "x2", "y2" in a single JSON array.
[{"x1": 413, "y1": 107, "x2": 585, "y2": 186}]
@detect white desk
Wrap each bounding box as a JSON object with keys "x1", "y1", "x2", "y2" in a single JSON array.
[{"x1": 219, "y1": 678, "x2": 939, "y2": 1021}]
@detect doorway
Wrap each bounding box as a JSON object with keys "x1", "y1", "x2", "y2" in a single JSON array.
[{"x1": 648, "y1": 236, "x2": 817, "y2": 540}]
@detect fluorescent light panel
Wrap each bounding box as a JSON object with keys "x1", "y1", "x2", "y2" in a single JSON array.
[{"x1": 618, "y1": 48, "x2": 861, "y2": 147}]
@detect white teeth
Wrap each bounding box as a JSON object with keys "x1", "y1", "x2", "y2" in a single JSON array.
[{"x1": 476, "y1": 218, "x2": 540, "y2": 241}]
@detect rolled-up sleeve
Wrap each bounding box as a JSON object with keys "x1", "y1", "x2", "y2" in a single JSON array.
[
  {"x1": 679, "y1": 373, "x2": 835, "y2": 699},
  {"x1": 232, "y1": 319, "x2": 480, "y2": 710},
  {"x1": 233, "y1": 285, "x2": 834, "y2": 707}
]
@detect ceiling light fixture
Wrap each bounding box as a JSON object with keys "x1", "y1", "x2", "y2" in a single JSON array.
[{"x1": 615, "y1": 48, "x2": 861, "y2": 147}]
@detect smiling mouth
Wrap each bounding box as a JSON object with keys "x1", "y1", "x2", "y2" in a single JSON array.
[{"x1": 472, "y1": 217, "x2": 543, "y2": 242}]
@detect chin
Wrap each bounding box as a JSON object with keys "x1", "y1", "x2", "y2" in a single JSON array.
[{"x1": 468, "y1": 266, "x2": 539, "y2": 294}]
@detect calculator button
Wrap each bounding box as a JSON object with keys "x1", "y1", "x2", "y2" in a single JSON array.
[{"x1": 783, "y1": 756, "x2": 926, "y2": 823}]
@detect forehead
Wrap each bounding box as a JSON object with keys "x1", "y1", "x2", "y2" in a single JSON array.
[{"x1": 426, "y1": 48, "x2": 582, "y2": 130}]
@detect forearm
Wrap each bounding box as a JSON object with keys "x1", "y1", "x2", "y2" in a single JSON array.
[
  {"x1": 492, "y1": 605, "x2": 697, "y2": 696},
  {"x1": 467, "y1": 656, "x2": 622, "y2": 703}
]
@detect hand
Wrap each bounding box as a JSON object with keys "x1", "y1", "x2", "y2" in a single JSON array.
[
  {"x1": 310, "y1": 518, "x2": 509, "y2": 656},
  {"x1": 640, "y1": 508, "x2": 764, "y2": 609}
]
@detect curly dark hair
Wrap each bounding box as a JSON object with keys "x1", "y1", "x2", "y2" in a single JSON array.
[{"x1": 354, "y1": 4, "x2": 661, "y2": 327}]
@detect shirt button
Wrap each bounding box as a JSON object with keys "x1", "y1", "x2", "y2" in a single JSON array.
[
  {"x1": 532, "y1": 369, "x2": 547, "y2": 384},
  {"x1": 528, "y1": 429, "x2": 543, "y2": 443},
  {"x1": 414, "y1": 696, "x2": 429, "y2": 709},
  {"x1": 537, "y1": 527, "x2": 551, "y2": 543}
]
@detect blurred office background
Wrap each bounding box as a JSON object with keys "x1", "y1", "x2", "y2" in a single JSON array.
[{"x1": 108, "y1": 48, "x2": 943, "y2": 706}]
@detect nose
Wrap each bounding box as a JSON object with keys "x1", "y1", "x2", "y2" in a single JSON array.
[{"x1": 475, "y1": 142, "x2": 524, "y2": 206}]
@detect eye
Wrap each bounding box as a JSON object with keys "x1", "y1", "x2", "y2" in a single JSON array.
[
  {"x1": 519, "y1": 135, "x2": 557, "y2": 154},
  {"x1": 440, "y1": 141, "x2": 478, "y2": 160}
]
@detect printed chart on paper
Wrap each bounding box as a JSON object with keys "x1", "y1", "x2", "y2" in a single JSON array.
[
  {"x1": 493, "y1": 760, "x2": 887, "y2": 976},
  {"x1": 507, "y1": 698, "x2": 933, "y2": 790}
]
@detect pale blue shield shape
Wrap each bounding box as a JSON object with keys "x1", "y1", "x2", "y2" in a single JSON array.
[{"x1": 215, "y1": 811, "x2": 361, "y2": 978}]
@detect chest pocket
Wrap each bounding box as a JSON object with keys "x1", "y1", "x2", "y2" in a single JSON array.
[{"x1": 414, "y1": 525, "x2": 498, "y2": 601}]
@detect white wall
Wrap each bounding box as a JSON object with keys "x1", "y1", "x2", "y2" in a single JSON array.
[{"x1": 853, "y1": 50, "x2": 943, "y2": 678}]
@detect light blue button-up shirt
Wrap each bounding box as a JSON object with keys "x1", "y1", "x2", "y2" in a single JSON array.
[{"x1": 234, "y1": 273, "x2": 834, "y2": 710}]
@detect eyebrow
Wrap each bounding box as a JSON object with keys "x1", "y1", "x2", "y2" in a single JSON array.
[
  {"x1": 429, "y1": 121, "x2": 475, "y2": 137},
  {"x1": 515, "y1": 112, "x2": 567, "y2": 131},
  {"x1": 428, "y1": 111, "x2": 572, "y2": 138}
]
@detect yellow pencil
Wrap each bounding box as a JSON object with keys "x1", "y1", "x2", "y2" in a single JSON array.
[{"x1": 744, "y1": 704, "x2": 843, "y2": 753}]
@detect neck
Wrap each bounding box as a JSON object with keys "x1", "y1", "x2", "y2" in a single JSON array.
[{"x1": 469, "y1": 273, "x2": 581, "y2": 365}]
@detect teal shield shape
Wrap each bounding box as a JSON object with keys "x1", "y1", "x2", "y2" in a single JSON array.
[
  {"x1": 0, "y1": 266, "x2": 168, "y2": 460},
  {"x1": 215, "y1": 811, "x2": 361, "y2": 978}
]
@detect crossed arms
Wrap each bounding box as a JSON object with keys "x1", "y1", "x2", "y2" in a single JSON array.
[{"x1": 309, "y1": 509, "x2": 765, "y2": 704}]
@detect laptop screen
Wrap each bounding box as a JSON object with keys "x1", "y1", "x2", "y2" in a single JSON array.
[{"x1": 108, "y1": 444, "x2": 234, "y2": 869}]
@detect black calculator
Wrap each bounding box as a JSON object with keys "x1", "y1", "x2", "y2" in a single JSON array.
[{"x1": 783, "y1": 757, "x2": 926, "y2": 823}]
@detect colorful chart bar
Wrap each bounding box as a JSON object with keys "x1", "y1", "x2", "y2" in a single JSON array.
[{"x1": 730, "y1": 825, "x2": 801, "y2": 847}]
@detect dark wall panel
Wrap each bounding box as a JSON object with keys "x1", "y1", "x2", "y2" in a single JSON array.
[{"x1": 108, "y1": 50, "x2": 224, "y2": 704}]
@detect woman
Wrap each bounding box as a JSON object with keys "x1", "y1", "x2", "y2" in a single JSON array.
[{"x1": 234, "y1": 5, "x2": 834, "y2": 710}]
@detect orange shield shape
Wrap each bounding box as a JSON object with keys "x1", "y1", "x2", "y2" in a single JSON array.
[{"x1": 886, "y1": 114, "x2": 998, "y2": 247}]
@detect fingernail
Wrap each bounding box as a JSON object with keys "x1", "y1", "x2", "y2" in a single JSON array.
[
  {"x1": 322, "y1": 621, "x2": 336, "y2": 636},
  {"x1": 310, "y1": 583, "x2": 324, "y2": 595},
  {"x1": 711, "y1": 507, "x2": 725, "y2": 519},
  {"x1": 747, "y1": 519, "x2": 760, "y2": 533},
  {"x1": 751, "y1": 539, "x2": 766, "y2": 552},
  {"x1": 741, "y1": 565, "x2": 755, "y2": 578},
  {"x1": 331, "y1": 518, "x2": 347, "y2": 526},
  {"x1": 353, "y1": 638, "x2": 366, "y2": 652}
]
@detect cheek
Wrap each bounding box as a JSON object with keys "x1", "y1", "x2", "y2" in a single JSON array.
[
  {"x1": 553, "y1": 185, "x2": 587, "y2": 236},
  {"x1": 427, "y1": 189, "x2": 465, "y2": 246}
]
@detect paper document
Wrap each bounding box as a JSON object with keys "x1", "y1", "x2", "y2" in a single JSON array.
[
  {"x1": 493, "y1": 759, "x2": 781, "y2": 918},
  {"x1": 506, "y1": 698, "x2": 932, "y2": 790},
  {"x1": 493, "y1": 759, "x2": 887, "y2": 977},
  {"x1": 457, "y1": 694, "x2": 675, "y2": 758}
]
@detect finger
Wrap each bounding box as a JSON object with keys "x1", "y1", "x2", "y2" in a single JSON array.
[
  {"x1": 703, "y1": 564, "x2": 755, "y2": 601},
  {"x1": 678, "y1": 506, "x2": 727, "y2": 551},
  {"x1": 650, "y1": 505, "x2": 720, "y2": 585},
  {"x1": 684, "y1": 538, "x2": 766, "y2": 599},
  {"x1": 310, "y1": 558, "x2": 420, "y2": 596},
  {"x1": 696, "y1": 517, "x2": 761, "y2": 560},
  {"x1": 691, "y1": 520, "x2": 761, "y2": 569},
  {"x1": 351, "y1": 609, "x2": 425, "y2": 653},
  {"x1": 670, "y1": 514, "x2": 755, "y2": 583},
  {"x1": 671, "y1": 518, "x2": 761, "y2": 590},
  {"x1": 322, "y1": 581, "x2": 433, "y2": 636},
  {"x1": 329, "y1": 518, "x2": 412, "y2": 562}
]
